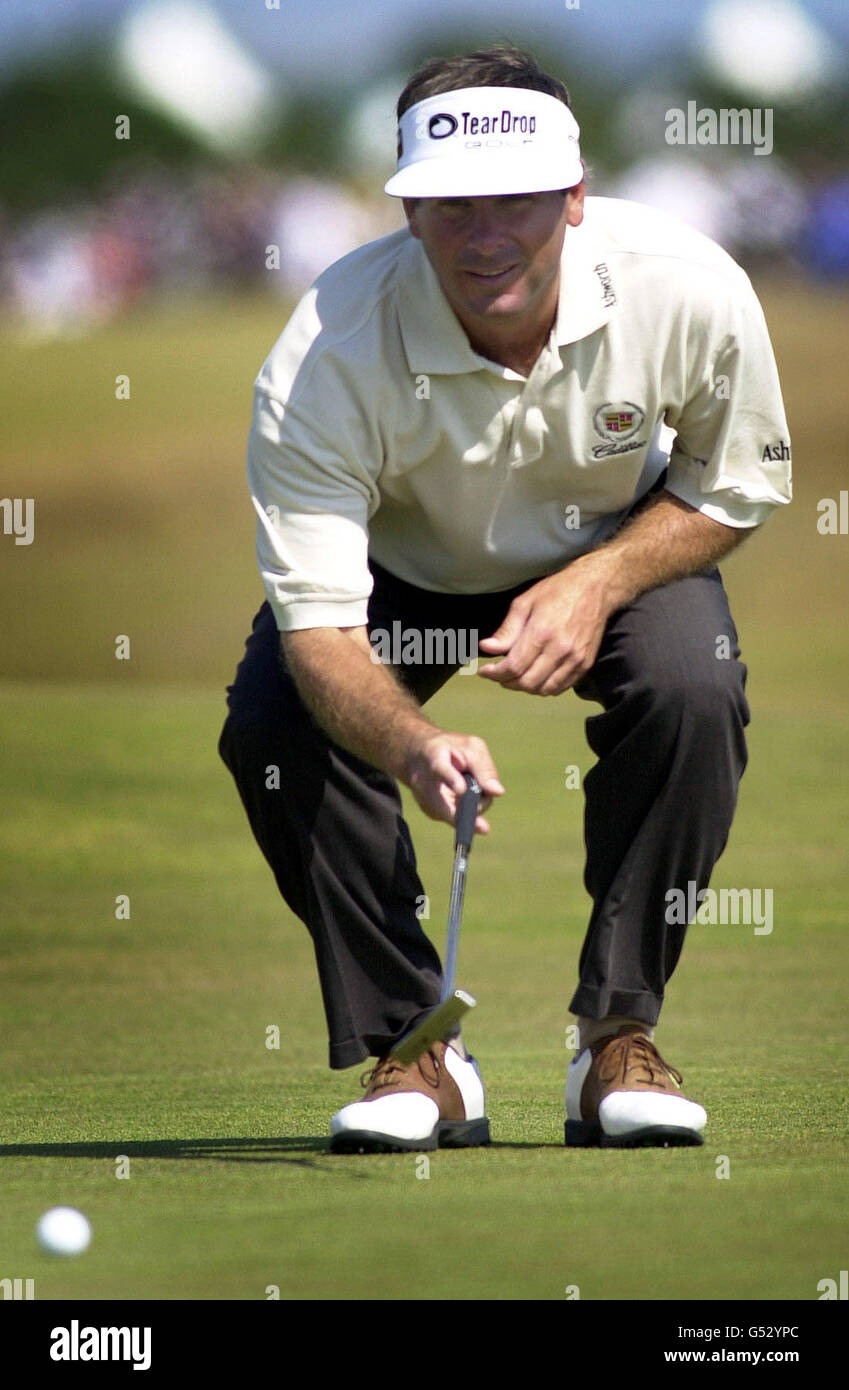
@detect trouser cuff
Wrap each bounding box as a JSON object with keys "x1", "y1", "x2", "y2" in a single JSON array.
[{"x1": 568, "y1": 985, "x2": 662, "y2": 1028}]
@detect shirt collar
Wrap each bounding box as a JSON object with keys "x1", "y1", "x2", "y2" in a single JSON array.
[
  {"x1": 555, "y1": 210, "x2": 619, "y2": 346},
  {"x1": 397, "y1": 238, "x2": 488, "y2": 375},
  {"x1": 396, "y1": 202, "x2": 618, "y2": 376}
]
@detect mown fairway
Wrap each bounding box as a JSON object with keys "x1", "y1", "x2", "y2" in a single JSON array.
[{"x1": 1, "y1": 282, "x2": 847, "y2": 1300}]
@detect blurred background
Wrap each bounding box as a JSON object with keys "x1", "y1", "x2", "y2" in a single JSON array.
[{"x1": 2, "y1": 0, "x2": 848, "y2": 338}]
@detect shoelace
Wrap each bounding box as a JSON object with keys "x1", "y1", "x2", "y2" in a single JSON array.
[
  {"x1": 360, "y1": 1049, "x2": 441, "y2": 1094},
  {"x1": 610, "y1": 1033, "x2": 684, "y2": 1089}
]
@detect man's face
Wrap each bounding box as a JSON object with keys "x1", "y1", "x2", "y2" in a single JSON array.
[{"x1": 404, "y1": 186, "x2": 584, "y2": 339}]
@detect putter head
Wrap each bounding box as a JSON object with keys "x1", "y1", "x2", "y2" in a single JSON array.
[{"x1": 389, "y1": 990, "x2": 476, "y2": 1066}]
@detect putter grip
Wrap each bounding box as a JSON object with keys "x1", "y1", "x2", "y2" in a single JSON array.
[{"x1": 455, "y1": 773, "x2": 481, "y2": 851}]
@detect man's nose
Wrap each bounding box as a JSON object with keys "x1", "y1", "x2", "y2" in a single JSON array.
[{"x1": 464, "y1": 205, "x2": 510, "y2": 253}]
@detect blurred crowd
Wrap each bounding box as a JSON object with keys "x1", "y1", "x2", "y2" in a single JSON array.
[
  {"x1": 0, "y1": 164, "x2": 401, "y2": 337},
  {"x1": 1, "y1": 155, "x2": 847, "y2": 338}
]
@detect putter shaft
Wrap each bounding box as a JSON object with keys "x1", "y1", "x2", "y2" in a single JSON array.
[
  {"x1": 440, "y1": 848, "x2": 469, "y2": 1003},
  {"x1": 390, "y1": 774, "x2": 481, "y2": 1065}
]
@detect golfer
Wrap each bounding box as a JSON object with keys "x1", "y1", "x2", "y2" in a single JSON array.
[{"x1": 219, "y1": 45, "x2": 792, "y2": 1152}]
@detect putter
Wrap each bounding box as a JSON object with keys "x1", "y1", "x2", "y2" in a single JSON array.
[{"x1": 391, "y1": 772, "x2": 481, "y2": 1066}]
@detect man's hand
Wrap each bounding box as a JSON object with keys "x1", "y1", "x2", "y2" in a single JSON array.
[
  {"x1": 478, "y1": 492, "x2": 751, "y2": 696},
  {"x1": 282, "y1": 625, "x2": 503, "y2": 833},
  {"x1": 404, "y1": 729, "x2": 504, "y2": 833},
  {"x1": 478, "y1": 564, "x2": 612, "y2": 696}
]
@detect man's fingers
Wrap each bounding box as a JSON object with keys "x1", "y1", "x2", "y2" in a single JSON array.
[
  {"x1": 478, "y1": 601, "x2": 528, "y2": 654},
  {"x1": 479, "y1": 621, "x2": 599, "y2": 693},
  {"x1": 478, "y1": 572, "x2": 610, "y2": 694},
  {"x1": 480, "y1": 645, "x2": 564, "y2": 690},
  {"x1": 436, "y1": 756, "x2": 470, "y2": 798},
  {"x1": 479, "y1": 618, "x2": 552, "y2": 678},
  {"x1": 406, "y1": 733, "x2": 504, "y2": 829},
  {"x1": 445, "y1": 744, "x2": 503, "y2": 797},
  {"x1": 485, "y1": 647, "x2": 590, "y2": 695},
  {"x1": 419, "y1": 782, "x2": 495, "y2": 830}
]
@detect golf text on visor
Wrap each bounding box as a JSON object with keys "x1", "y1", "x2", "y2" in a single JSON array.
[{"x1": 384, "y1": 86, "x2": 582, "y2": 199}]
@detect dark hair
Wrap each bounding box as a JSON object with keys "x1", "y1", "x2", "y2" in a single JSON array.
[{"x1": 397, "y1": 42, "x2": 571, "y2": 120}]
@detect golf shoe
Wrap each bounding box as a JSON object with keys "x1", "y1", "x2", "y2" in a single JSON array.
[
  {"x1": 330, "y1": 1040, "x2": 490, "y2": 1153},
  {"x1": 565, "y1": 1024, "x2": 706, "y2": 1147}
]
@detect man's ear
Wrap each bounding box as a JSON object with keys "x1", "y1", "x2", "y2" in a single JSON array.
[
  {"x1": 403, "y1": 197, "x2": 421, "y2": 238},
  {"x1": 566, "y1": 179, "x2": 586, "y2": 228}
]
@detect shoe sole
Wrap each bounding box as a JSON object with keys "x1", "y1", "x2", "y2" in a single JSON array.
[
  {"x1": 564, "y1": 1119, "x2": 704, "y2": 1149},
  {"x1": 330, "y1": 1117, "x2": 491, "y2": 1155}
]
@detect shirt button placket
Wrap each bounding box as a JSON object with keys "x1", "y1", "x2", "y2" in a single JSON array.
[{"x1": 511, "y1": 376, "x2": 546, "y2": 468}]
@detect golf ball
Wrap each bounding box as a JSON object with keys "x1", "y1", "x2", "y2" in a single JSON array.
[{"x1": 36, "y1": 1206, "x2": 92, "y2": 1257}]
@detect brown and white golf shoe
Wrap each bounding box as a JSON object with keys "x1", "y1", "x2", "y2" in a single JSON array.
[
  {"x1": 330, "y1": 1041, "x2": 490, "y2": 1154},
  {"x1": 565, "y1": 1024, "x2": 706, "y2": 1148}
]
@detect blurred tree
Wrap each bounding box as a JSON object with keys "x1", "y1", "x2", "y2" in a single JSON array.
[
  {"x1": 259, "y1": 89, "x2": 350, "y2": 175},
  {"x1": 0, "y1": 49, "x2": 208, "y2": 212},
  {"x1": 694, "y1": 74, "x2": 849, "y2": 167}
]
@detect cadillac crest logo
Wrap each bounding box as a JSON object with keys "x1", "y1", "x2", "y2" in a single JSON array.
[{"x1": 593, "y1": 402, "x2": 645, "y2": 442}]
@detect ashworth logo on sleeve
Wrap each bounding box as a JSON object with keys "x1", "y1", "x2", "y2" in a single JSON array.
[
  {"x1": 592, "y1": 403, "x2": 647, "y2": 458},
  {"x1": 593, "y1": 262, "x2": 617, "y2": 309},
  {"x1": 761, "y1": 439, "x2": 791, "y2": 462}
]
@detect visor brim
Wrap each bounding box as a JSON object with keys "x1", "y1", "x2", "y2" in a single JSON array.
[{"x1": 384, "y1": 155, "x2": 583, "y2": 199}]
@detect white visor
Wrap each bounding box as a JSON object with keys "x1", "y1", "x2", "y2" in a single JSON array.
[{"x1": 384, "y1": 86, "x2": 582, "y2": 198}]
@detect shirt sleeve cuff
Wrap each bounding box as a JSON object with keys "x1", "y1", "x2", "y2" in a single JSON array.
[
  {"x1": 267, "y1": 594, "x2": 372, "y2": 632},
  {"x1": 664, "y1": 461, "x2": 791, "y2": 528}
]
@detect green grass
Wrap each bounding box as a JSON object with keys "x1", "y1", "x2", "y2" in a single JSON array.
[{"x1": 0, "y1": 678, "x2": 846, "y2": 1301}]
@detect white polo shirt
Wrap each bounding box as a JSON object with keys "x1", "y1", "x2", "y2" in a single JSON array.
[{"x1": 247, "y1": 195, "x2": 792, "y2": 631}]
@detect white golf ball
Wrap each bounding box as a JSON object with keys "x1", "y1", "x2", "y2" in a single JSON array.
[{"x1": 36, "y1": 1206, "x2": 92, "y2": 1257}]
